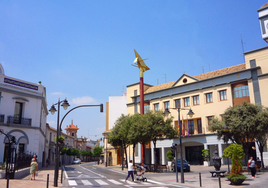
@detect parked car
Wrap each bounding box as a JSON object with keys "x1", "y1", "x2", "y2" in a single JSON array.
[
  {"x1": 171, "y1": 159, "x2": 190, "y2": 172},
  {"x1": 72, "y1": 158, "x2": 81, "y2": 164}
]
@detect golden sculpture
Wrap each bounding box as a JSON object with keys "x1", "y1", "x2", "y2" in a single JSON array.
[{"x1": 133, "y1": 49, "x2": 150, "y2": 77}]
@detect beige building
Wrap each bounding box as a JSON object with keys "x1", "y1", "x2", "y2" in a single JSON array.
[{"x1": 125, "y1": 46, "x2": 268, "y2": 166}]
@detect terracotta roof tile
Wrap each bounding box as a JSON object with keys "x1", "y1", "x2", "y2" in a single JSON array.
[
  {"x1": 65, "y1": 123, "x2": 79, "y2": 130},
  {"x1": 261, "y1": 3, "x2": 268, "y2": 8},
  {"x1": 144, "y1": 63, "x2": 246, "y2": 94}
]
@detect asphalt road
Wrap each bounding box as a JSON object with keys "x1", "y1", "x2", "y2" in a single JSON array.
[{"x1": 62, "y1": 163, "x2": 194, "y2": 188}]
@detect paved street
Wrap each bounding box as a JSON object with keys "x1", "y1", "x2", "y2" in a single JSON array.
[{"x1": 0, "y1": 162, "x2": 267, "y2": 188}]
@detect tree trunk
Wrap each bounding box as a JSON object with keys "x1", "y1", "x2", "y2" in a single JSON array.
[
  {"x1": 132, "y1": 144, "x2": 136, "y2": 166},
  {"x1": 153, "y1": 140, "x2": 157, "y2": 172},
  {"x1": 124, "y1": 146, "x2": 128, "y2": 168}
]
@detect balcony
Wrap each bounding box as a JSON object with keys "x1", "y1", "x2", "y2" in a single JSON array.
[
  {"x1": 7, "y1": 115, "x2": 32, "y2": 126},
  {"x1": 0, "y1": 114, "x2": 4, "y2": 123}
]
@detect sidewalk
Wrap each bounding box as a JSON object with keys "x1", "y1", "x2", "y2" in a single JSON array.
[
  {"x1": 0, "y1": 165, "x2": 63, "y2": 188},
  {"x1": 95, "y1": 163, "x2": 267, "y2": 188}
]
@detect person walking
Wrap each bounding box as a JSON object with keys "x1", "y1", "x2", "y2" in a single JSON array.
[
  {"x1": 46, "y1": 157, "x2": 50, "y2": 167},
  {"x1": 30, "y1": 158, "x2": 38, "y2": 180},
  {"x1": 248, "y1": 156, "x2": 256, "y2": 178},
  {"x1": 125, "y1": 160, "x2": 135, "y2": 182}
]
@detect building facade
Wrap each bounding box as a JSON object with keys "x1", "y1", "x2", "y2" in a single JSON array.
[
  {"x1": 0, "y1": 63, "x2": 48, "y2": 166},
  {"x1": 103, "y1": 93, "x2": 127, "y2": 166},
  {"x1": 126, "y1": 46, "x2": 268, "y2": 166}
]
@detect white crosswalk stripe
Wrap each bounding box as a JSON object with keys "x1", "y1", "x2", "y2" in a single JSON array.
[
  {"x1": 107, "y1": 179, "x2": 123, "y2": 185},
  {"x1": 81, "y1": 180, "x2": 92, "y2": 185},
  {"x1": 95, "y1": 179, "x2": 109, "y2": 185},
  {"x1": 68, "y1": 180, "x2": 77, "y2": 186},
  {"x1": 67, "y1": 178, "x2": 167, "y2": 186}
]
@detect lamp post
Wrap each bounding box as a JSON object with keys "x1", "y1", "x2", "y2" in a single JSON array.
[
  {"x1": 222, "y1": 126, "x2": 230, "y2": 173},
  {"x1": 105, "y1": 136, "x2": 108, "y2": 167},
  {"x1": 49, "y1": 98, "x2": 70, "y2": 187},
  {"x1": 49, "y1": 100, "x2": 103, "y2": 187},
  {"x1": 164, "y1": 107, "x2": 194, "y2": 183}
]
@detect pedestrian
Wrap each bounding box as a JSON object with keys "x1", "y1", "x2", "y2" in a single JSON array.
[
  {"x1": 247, "y1": 156, "x2": 256, "y2": 178},
  {"x1": 125, "y1": 160, "x2": 135, "y2": 182},
  {"x1": 30, "y1": 158, "x2": 38, "y2": 180},
  {"x1": 46, "y1": 158, "x2": 50, "y2": 167}
]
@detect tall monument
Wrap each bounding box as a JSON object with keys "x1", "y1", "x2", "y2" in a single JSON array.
[{"x1": 133, "y1": 49, "x2": 150, "y2": 163}]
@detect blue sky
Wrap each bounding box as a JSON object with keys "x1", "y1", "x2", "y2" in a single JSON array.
[{"x1": 0, "y1": 1, "x2": 267, "y2": 140}]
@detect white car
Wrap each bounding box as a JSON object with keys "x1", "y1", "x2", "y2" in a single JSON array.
[{"x1": 72, "y1": 158, "x2": 81, "y2": 164}]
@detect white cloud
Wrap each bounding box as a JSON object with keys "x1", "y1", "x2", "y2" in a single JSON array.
[
  {"x1": 50, "y1": 92, "x2": 64, "y2": 95},
  {"x1": 71, "y1": 96, "x2": 97, "y2": 105}
]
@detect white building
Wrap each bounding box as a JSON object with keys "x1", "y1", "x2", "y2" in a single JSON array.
[{"x1": 0, "y1": 63, "x2": 48, "y2": 166}]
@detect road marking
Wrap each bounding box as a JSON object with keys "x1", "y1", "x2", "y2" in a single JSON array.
[
  {"x1": 120, "y1": 179, "x2": 136, "y2": 185},
  {"x1": 140, "y1": 182, "x2": 152, "y2": 185},
  {"x1": 68, "y1": 180, "x2": 77, "y2": 186},
  {"x1": 80, "y1": 165, "x2": 106, "y2": 178},
  {"x1": 109, "y1": 169, "x2": 126, "y2": 175},
  {"x1": 147, "y1": 180, "x2": 164, "y2": 185},
  {"x1": 95, "y1": 179, "x2": 109, "y2": 185},
  {"x1": 81, "y1": 180, "x2": 92, "y2": 185},
  {"x1": 108, "y1": 179, "x2": 123, "y2": 185},
  {"x1": 62, "y1": 166, "x2": 69, "y2": 179}
]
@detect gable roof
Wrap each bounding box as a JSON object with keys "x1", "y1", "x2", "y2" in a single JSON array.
[{"x1": 144, "y1": 63, "x2": 246, "y2": 94}]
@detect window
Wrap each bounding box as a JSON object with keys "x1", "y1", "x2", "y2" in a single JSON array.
[
  {"x1": 207, "y1": 116, "x2": 213, "y2": 126},
  {"x1": 233, "y1": 85, "x2": 249, "y2": 98},
  {"x1": 154, "y1": 103, "x2": 159, "y2": 111},
  {"x1": 164, "y1": 101, "x2": 170, "y2": 110},
  {"x1": 206, "y1": 93, "x2": 213, "y2": 103},
  {"x1": 144, "y1": 105, "x2": 150, "y2": 114},
  {"x1": 193, "y1": 95, "x2": 199, "y2": 105},
  {"x1": 14, "y1": 102, "x2": 23, "y2": 124},
  {"x1": 197, "y1": 119, "x2": 202, "y2": 133},
  {"x1": 72, "y1": 132, "x2": 74, "y2": 136},
  {"x1": 188, "y1": 120, "x2": 194, "y2": 134},
  {"x1": 175, "y1": 99, "x2": 181, "y2": 108},
  {"x1": 219, "y1": 90, "x2": 227, "y2": 101},
  {"x1": 184, "y1": 97, "x2": 190, "y2": 107}
]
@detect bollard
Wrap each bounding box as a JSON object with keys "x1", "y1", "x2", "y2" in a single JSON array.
[
  {"x1": 61, "y1": 167, "x2": 63, "y2": 184},
  {"x1": 199, "y1": 173, "x2": 202, "y2": 187},
  {"x1": 218, "y1": 176, "x2": 221, "y2": 188},
  {"x1": 47, "y1": 174, "x2": 49, "y2": 188},
  {"x1": 6, "y1": 177, "x2": 9, "y2": 188}
]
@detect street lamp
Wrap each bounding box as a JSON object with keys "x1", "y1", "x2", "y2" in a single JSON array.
[
  {"x1": 49, "y1": 98, "x2": 70, "y2": 187},
  {"x1": 49, "y1": 101, "x2": 103, "y2": 187},
  {"x1": 222, "y1": 126, "x2": 230, "y2": 173},
  {"x1": 164, "y1": 107, "x2": 194, "y2": 183}
]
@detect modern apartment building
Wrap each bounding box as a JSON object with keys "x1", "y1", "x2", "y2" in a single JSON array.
[{"x1": 126, "y1": 46, "x2": 268, "y2": 166}]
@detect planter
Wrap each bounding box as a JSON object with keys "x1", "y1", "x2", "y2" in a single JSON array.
[
  {"x1": 203, "y1": 161, "x2": 210, "y2": 166},
  {"x1": 229, "y1": 178, "x2": 245, "y2": 185},
  {"x1": 168, "y1": 161, "x2": 172, "y2": 171}
]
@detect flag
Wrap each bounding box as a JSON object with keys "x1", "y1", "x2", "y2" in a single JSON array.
[
  {"x1": 187, "y1": 116, "x2": 190, "y2": 137},
  {"x1": 177, "y1": 120, "x2": 180, "y2": 138},
  {"x1": 182, "y1": 115, "x2": 185, "y2": 137}
]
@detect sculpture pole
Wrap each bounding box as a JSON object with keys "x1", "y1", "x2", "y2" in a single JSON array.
[{"x1": 133, "y1": 49, "x2": 150, "y2": 164}]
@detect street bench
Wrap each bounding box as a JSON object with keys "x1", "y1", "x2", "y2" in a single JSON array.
[{"x1": 209, "y1": 170, "x2": 226, "y2": 177}]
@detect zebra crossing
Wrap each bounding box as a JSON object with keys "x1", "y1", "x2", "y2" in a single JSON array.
[{"x1": 66, "y1": 178, "x2": 166, "y2": 186}]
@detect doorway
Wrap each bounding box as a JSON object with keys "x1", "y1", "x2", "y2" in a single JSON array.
[{"x1": 185, "y1": 145, "x2": 204, "y2": 165}]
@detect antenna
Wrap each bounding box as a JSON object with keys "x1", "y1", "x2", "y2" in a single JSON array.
[
  {"x1": 241, "y1": 34, "x2": 246, "y2": 63},
  {"x1": 202, "y1": 66, "x2": 204, "y2": 73},
  {"x1": 122, "y1": 85, "x2": 124, "y2": 93},
  {"x1": 164, "y1": 74, "x2": 167, "y2": 83}
]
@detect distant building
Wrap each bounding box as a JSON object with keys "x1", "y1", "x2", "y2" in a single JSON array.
[{"x1": 0, "y1": 63, "x2": 48, "y2": 166}]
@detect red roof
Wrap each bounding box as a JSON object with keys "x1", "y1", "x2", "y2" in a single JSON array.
[{"x1": 65, "y1": 123, "x2": 79, "y2": 130}]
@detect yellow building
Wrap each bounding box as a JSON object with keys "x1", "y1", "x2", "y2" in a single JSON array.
[{"x1": 125, "y1": 46, "x2": 268, "y2": 166}]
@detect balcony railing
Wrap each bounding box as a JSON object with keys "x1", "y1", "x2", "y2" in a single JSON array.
[
  {"x1": 7, "y1": 115, "x2": 32, "y2": 126},
  {"x1": 0, "y1": 114, "x2": 4, "y2": 123}
]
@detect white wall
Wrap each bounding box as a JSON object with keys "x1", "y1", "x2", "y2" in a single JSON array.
[{"x1": 108, "y1": 93, "x2": 127, "y2": 130}]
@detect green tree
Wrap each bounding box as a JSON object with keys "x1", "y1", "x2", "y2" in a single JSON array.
[
  {"x1": 92, "y1": 146, "x2": 103, "y2": 157},
  {"x1": 210, "y1": 102, "x2": 268, "y2": 166},
  {"x1": 108, "y1": 114, "x2": 131, "y2": 167},
  {"x1": 145, "y1": 110, "x2": 177, "y2": 171},
  {"x1": 61, "y1": 147, "x2": 67, "y2": 155}
]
